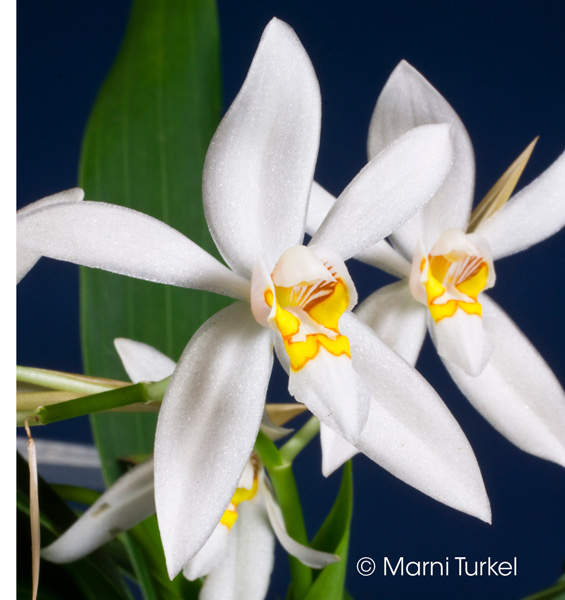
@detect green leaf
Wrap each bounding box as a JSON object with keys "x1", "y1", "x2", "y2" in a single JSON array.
[
  {"x1": 17, "y1": 453, "x2": 133, "y2": 600},
  {"x1": 303, "y1": 461, "x2": 354, "y2": 600},
  {"x1": 522, "y1": 573, "x2": 565, "y2": 600},
  {"x1": 79, "y1": 0, "x2": 227, "y2": 481},
  {"x1": 78, "y1": 1, "x2": 226, "y2": 596}
]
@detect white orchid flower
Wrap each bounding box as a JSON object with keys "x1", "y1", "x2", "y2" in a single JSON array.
[
  {"x1": 42, "y1": 338, "x2": 337, "y2": 599},
  {"x1": 309, "y1": 60, "x2": 565, "y2": 470},
  {"x1": 16, "y1": 187, "x2": 84, "y2": 283},
  {"x1": 17, "y1": 19, "x2": 489, "y2": 577}
]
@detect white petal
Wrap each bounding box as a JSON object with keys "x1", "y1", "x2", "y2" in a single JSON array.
[
  {"x1": 199, "y1": 501, "x2": 275, "y2": 600},
  {"x1": 182, "y1": 524, "x2": 230, "y2": 580},
  {"x1": 308, "y1": 182, "x2": 411, "y2": 279},
  {"x1": 114, "y1": 338, "x2": 176, "y2": 383},
  {"x1": 288, "y1": 348, "x2": 370, "y2": 445},
  {"x1": 476, "y1": 149, "x2": 565, "y2": 260},
  {"x1": 355, "y1": 280, "x2": 427, "y2": 367},
  {"x1": 260, "y1": 407, "x2": 293, "y2": 441},
  {"x1": 306, "y1": 181, "x2": 336, "y2": 236},
  {"x1": 320, "y1": 423, "x2": 359, "y2": 477},
  {"x1": 17, "y1": 201, "x2": 249, "y2": 300},
  {"x1": 442, "y1": 295, "x2": 565, "y2": 467},
  {"x1": 16, "y1": 188, "x2": 84, "y2": 283},
  {"x1": 203, "y1": 18, "x2": 320, "y2": 277},
  {"x1": 262, "y1": 481, "x2": 340, "y2": 568},
  {"x1": 41, "y1": 458, "x2": 155, "y2": 563},
  {"x1": 341, "y1": 312, "x2": 492, "y2": 523},
  {"x1": 311, "y1": 124, "x2": 453, "y2": 261},
  {"x1": 430, "y1": 309, "x2": 492, "y2": 376},
  {"x1": 368, "y1": 61, "x2": 475, "y2": 257},
  {"x1": 154, "y1": 302, "x2": 273, "y2": 579},
  {"x1": 354, "y1": 240, "x2": 412, "y2": 279}
]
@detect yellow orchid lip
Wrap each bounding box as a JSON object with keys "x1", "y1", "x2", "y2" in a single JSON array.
[
  {"x1": 262, "y1": 245, "x2": 354, "y2": 372},
  {"x1": 413, "y1": 229, "x2": 494, "y2": 324},
  {"x1": 424, "y1": 253, "x2": 489, "y2": 323}
]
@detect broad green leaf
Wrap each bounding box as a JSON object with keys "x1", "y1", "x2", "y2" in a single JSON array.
[
  {"x1": 79, "y1": 0, "x2": 227, "y2": 483},
  {"x1": 303, "y1": 461, "x2": 354, "y2": 600},
  {"x1": 78, "y1": 1, "x2": 225, "y2": 596}
]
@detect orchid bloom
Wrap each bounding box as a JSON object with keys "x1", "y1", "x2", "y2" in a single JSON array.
[
  {"x1": 17, "y1": 20, "x2": 492, "y2": 578},
  {"x1": 41, "y1": 339, "x2": 337, "y2": 599},
  {"x1": 309, "y1": 61, "x2": 565, "y2": 469}
]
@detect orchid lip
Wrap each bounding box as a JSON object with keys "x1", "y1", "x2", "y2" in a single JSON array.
[
  {"x1": 251, "y1": 245, "x2": 356, "y2": 372},
  {"x1": 410, "y1": 229, "x2": 495, "y2": 323}
]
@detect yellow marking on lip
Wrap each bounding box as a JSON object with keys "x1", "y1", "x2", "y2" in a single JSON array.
[
  {"x1": 219, "y1": 474, "x2": 259, "y2": 530},
  {"x1": 268, "y1": 278, "x2": 351, "y2": 371},
  {"x1": 425, "y1": 255, "x2": 488, "y2": 323}
]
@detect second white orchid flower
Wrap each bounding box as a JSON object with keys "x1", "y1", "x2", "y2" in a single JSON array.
[{"x1": 309, "y1": 60, "x2": 565, "y2": 470}]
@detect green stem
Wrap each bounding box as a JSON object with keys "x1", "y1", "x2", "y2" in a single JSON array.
[
  {"x1": 279, "y1": 416, "x2": 320, "y2": 464},
  {"x1": 17, "y1": 366, "x2": 114, "y2": 394}
]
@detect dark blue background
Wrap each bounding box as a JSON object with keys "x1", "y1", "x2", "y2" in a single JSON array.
[{"x1": 17, "y1": 1, "x2": 565, "y2": 599}]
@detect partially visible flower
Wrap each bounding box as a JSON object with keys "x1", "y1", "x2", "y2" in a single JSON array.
[
  {"x1": 16, "y1": 188, "x2": 84, "y2": 283},
  {"x1": 309, "y1": 61, "x2": 565, "y2": 469},
  {"x1": 42, "y1": 339, "x2": 337, "y2": 600},
  {"x1": 17, "y1": 21, "x2": 489, "y2": 578}
]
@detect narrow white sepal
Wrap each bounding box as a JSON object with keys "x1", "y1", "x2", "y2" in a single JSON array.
[
  {"x1": 114, "y1": 338, "x2": 176, "y2": 383},
  {"x1": 154, "y1": 302, "x2": 273, "y2": 579},
  {"x1": 306, "y1": 181, "x2": 336, "y2": 236},
  {"x1": 17, "y1": 201, "x2": 250, "y2": 301},
  {"x1": 355, "y1": 280, "x2": 427, "y2": 367},
  {"x1": 203, "y1": 18, "x2": 321, "y2": 277},
  {"x1": 476, "y1": 149, "x2": 565, "y2": 260},
  {"x1": 311, "y1": 124, "x2": 454, "y2": 261},
  {"x1": 320, "y1": 423, "x2": 359, "y2": 477},
  {"x1": 16, "y1": 187, "x2": 84, "y2": 283},
  {"x1": 368, "y1": 60, "x2": 475, "y2": 258},
  {"x1": 262, "y1": 481, "x2": 340, "y2": 568},
  {"x1": 41, "y1": 458, "x2": 155, "y2": 563},
  {"x1": 341, "y1": 312, "x2": 492, "y2": 523},
  {"x1": 442, "y1": 295, "x2": 565, "y2": 467}
]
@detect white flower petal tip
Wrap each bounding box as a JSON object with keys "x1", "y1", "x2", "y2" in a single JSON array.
[
  {"x1": 476, "y1": 148, "x2": 565, "y2": 260},
  {"x1": 340, "y1": 313, "x2": 492, "y2": 524},
  {"x1": 203, "y1": 18, "x2": 321, "y2": 278},
  {"x1": 154, "y1": 303, "x2": 272, "y2": 579},
  {"x1": 320, "y1": 423, "x2": 359, "y2": 477},
  {"x1": 311, "y1": 123, "x2": 454, "y2": 261},
  {"x1": 263, "y1": 483, "x2": 340, "y2": 568},
  {"x1": 114, "y1": 338, "x2": 176, "y2": 383},
  {"x1": 443, "y1": 296, "x2": 565, "y2": 469},
  {"x1": 17, "y1": 187, "x2": 85, "y2": 283},
  {"x1": 369, "y1": 61, "x2": 475, "y2": 257},
  {"x1": 41, "y1": 458, "x2": 155, "y2": 563},
  {"x1": 260, "y1": 408, "x2": 293, "y2": 441}
]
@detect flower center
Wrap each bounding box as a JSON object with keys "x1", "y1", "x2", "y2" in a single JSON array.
[
  {"x1": 256, "y1": 245, "x2": 355, "y2": 372},
  {"x1": 411, "y1": 229, "x2": 494, "y2": 323}
]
